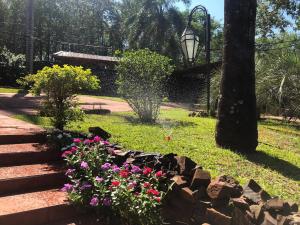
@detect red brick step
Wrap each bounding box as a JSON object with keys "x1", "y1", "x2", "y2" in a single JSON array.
[
  {"x1": 0, "y1": 143, "x2": 61, "y2": 166},
  {"x1": 0, "y1": 163, "x2": 66, "y2": 196},
  {"x1": 0, "y1": 133, "x2": 46, "y2": 145},
  {"x1": 0, "y1": 189, "x2": 79, "y2": 225}
]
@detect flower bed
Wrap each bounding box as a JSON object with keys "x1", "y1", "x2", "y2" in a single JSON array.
[
  {"x1": 60, "y1": 135, "x2": 170, "y2": 225},
  {"x1": 57, "y1": 130, "x2": 300, "y2": 225}
]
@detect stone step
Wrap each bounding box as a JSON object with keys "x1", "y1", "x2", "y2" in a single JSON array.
[
  {"x1": 0, "y1": 189, "x2": 79, "y2": 225},
  {"x1": 0, "y1": 163, "x2": 66, "y2": 196},
  {"x1": 45, "y1": 214, "x2": 110, "y2": 225},
  {"x1": 0, "y1": 143, "x2": 61, "y2": 167},
  {"x1": 0, "y1": 133, "x2": 46, "y2": 145}
]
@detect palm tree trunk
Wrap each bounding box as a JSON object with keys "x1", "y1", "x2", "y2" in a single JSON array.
[{"x1": 215, "y1": 0, "x2": 258, "y2": 152}]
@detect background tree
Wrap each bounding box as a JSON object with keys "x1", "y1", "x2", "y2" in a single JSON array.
[{"x1": 216, "y1": 0, "x2": 258, "y2": 152}]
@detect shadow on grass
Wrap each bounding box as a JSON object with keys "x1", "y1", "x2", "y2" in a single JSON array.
[
  {"x1": 259, "y1": 119, "x2": 300, "y2": 131},
  {"x1": 244, "y1": 150, "x2": 300, "y2": 181},
  {"x1": 16, "y1": 115, "x2": 50, "y2": 127},
  {"x1": 116, "y1": 115, "x2": 197, "y2": 128}
]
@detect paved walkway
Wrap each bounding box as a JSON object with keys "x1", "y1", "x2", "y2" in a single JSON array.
[
  {"x1": 0, "y1": 93, "x2": 188, "y2": 117},
  {"x1": 0, "y1": 114, "x2": 43, "y2": 136}
]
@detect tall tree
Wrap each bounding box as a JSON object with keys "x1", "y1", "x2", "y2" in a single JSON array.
[{"x1": 215, "y1": 0, "x2": 258, "y2": 152}]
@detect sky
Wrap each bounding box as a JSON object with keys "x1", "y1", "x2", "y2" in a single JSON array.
[{"x1": 177, "y1": 0, "x2": 225, "y2": 24}]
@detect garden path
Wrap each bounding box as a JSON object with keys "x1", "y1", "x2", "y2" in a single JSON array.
[{"x1": 0, "y1": 92, "x2": 187, "y2": 116}]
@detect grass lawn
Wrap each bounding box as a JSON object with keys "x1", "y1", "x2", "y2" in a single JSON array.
[
  {"x1": 14, "y1": 109, "x2": 300, "y2": 202},
  {"x1": 0, "y1": 87, "x2": 21, "y2": 93}
]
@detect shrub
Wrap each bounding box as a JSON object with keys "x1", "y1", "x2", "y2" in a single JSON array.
[
  {"x1": 116, "y1": 49, "x2": 174, "y2": 123},
  {"x1": 20, "y1": 65, "x2": 99, "y2": 130},
  {"x1": 61, "y1": 136, "x2": 169, "y2": 225}
]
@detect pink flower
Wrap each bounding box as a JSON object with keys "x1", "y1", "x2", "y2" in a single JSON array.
[
  {"x1": 70, "y1": 146, "x2": 78, "y2": 153},
  {"x1": 143, "y1": 182, "x2": 151, "y2": 189},
  {"x1": 83, "y1": 139, "x2": 93, "y2": 145},
  {"x1": 73, "y1": 138, "x2": 81, "y2": 143},
  {"x1": 95, "y1": 176, "x2": 104, "y2": 183},
  {"x1": 131, "y1": 165, "x2": 142, "y2": 173},
  {"x1": 61, "y1": 183, "x2": 73, "y2": 192},
  {"x1": 103, "y1": 141, "x2": 110, "y2": 145},
  {"x1": 147, "y1": 189, "x2": 160, "y2": 196},
  {"x1": 93, "y1": 136, "x2": 102, "y2": 142},
  {"x1": 155, "y1": 171, "x2": 164, "y2": 178},
  {"x1": 65, "y1": 169, "x2": 75, "y2": 176},
  {"x1": 155, "y1": 197, "x2": 161, "y2": 202},
  {"x1": 143, "y1": 166, "x2": 152, "y2": 175},
  {"x1": 80, "y1": 161, "x2": 89, "y2": 169},
  {"x1": 90, "y1": 197, "x2": 99, "y2": 206},
  {"x1": 61, "y1": 150, "x2": 72, "y2": 158},
  {"x1": 119, "y1": 169, "x2": 130, "y2": 178}
]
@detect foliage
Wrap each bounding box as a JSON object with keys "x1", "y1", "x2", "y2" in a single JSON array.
[
  {"x1": 20, "y1": 65, "x2": 99, "y2": 130},
  {"x1": 116, "y1": 49, "x2": 174, "y2": 123},
  {"x1": 256, "y1": 49, "x2": 300, "y2": 120},
  {"x1": 257, "y1": 0, "x2": 300, "y2": 37},
  {"x1": 61, "y1": 136, "x2": 169, "y2": 225},
  {"x1": 14, "y1": 109, "x2": 300, "y2": 202},
  {"x1": 0, "y1": 47, "x2": 26, "y2": 86}
]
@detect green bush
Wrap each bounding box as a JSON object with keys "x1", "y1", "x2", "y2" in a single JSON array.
[
  {"x1": 20, "y1": 65, "x2": 99, "y2": 130},
  {"x1": 116, "y1": 49, "x2": 174, "y2": 123}
]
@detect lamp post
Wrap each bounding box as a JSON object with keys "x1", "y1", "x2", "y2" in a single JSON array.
[{"x1": 181, "y1": 5, "x2": 211, "y2": 114}]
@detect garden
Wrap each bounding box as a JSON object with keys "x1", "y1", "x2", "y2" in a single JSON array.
[{"x1": 0, "y1": 0, "x2": 299, "y2": 224}]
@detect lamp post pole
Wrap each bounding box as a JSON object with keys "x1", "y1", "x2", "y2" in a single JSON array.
[{"x1": 182, "y1": 5, "x2": 211, "y2": 114}]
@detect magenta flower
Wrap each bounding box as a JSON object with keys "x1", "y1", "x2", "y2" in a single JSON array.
[
  {"x1": 83, "y1": 139, "x2": 91, "y2": 145},
  {"x1": 95, "y1": 176, "x2": 104, "y2": 183},
  {"x1": 73, "y1": 138, "x2": 81, "y2": 143},
  {"x1": 61, "y1": 183, "x2": 73, "y2": 192},
  {"x1": 80, "y1": 161, "x2": 89, "y2": 169},
  {"x1": 103, "y1": 141, "x2": 110, "y2": 145},
  {"x1": 112, "y1": 165, "x2": 120, "y2": 173},
  {"x1": 70, "y1": 146, "x2": 78, "y2": 153},
  {"x1": 131, "y1": 165, "x2": 142, "y2": 173},
  {"x1": 103, "y1": 197, "x2": 112, "y2": 206},
  {"x1": 61, "y1": 150, "x2": 72, "y2": 158},
  {"x1": 90, "y1": 197, "x2": 99, "y2": 206},
  {"x1": 65, "y1": 169, "x2": 75, "y2": 176},
  {"x1": 93, "y1": 136, "x2": 102, "y2": 142},
  {"x1": 101, "y1": 163, "x2": 111, "y2": 170}
]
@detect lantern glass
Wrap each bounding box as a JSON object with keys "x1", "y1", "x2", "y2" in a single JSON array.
[{"x1": 181, "y1": 27, "x2": 200, "y2": 62}]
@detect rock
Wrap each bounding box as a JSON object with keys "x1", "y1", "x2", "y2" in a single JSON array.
[
  {"x1": 171, "y1": 175, "x2": 188, "y2": 189},
  {"x1": 250, "y1": 204, "x2": 265, "y2": 222},
  {"x1": 231, "y1": 197, "x2": 250, "y2": 210},
  {"x1": 206, "y1": 208, "x2": 232, "y2": 225},
  {"x1": 216, "y1": 175, "x2": 243, "y2": 198},
  {"x1": 180, "y1": 187, "x2": 200, "y2": 203},
  {"x1": 175, "y1": 156, "x2": 197, "y2": 177},
  {"x1": 232, "y1": 207, "x2": 256, "y2": 225},
  {"x1": 190, "y1": 169, "x2": 211, "y2": 190},
  {"x1": 265, "y1": 197, "x2": 292, "y2": 215},
  {"x1": 277, "y1": 215, "x2": 292, "y2": 225},
  {"x1": 243, "y1": 179, "x2": 271, "y2": 204},
  {"x1": 261, "y1": 211, "x2": 277, "y2": 225},
  {"x1": 211, "y1": 198, "x2": 230, "y2": 208},
  {"x1": 88, "y1": 127, "x2": 111, "y2": 140},
  {"x1": 287, "y1": 201, "x2": 299, "y2": 213},
  {"x1": 207, "y1": 177, "x2": 242, "y2": 200}
]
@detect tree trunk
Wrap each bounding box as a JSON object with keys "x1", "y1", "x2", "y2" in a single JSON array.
[{"x1": 215, "y1": 0, "x2": 258, "y2": 152}]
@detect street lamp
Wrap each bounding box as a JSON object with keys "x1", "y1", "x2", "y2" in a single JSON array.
[{"x1": 181, "y1": 5, "x2": 211, "y2": 114}]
